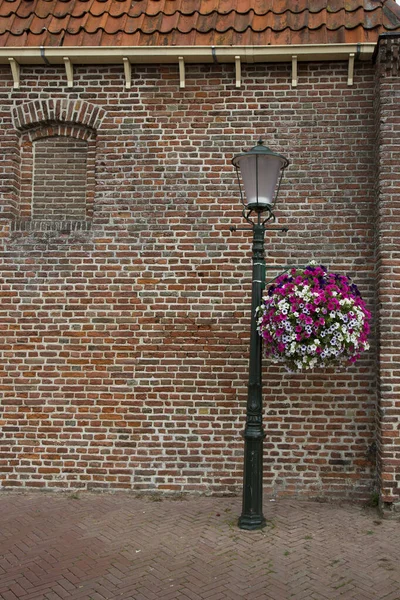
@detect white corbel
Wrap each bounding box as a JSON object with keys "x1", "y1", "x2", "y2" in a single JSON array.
[
  {"x1": 8, "y1": 58, "x2": 20, "y2": 89},
  {"x1": 178, "y1": 56, "x2": 185, "y2": 89},
  {"x1": 292, "y1": 55, "x2": 298, "y2": 88},
  {"x1": 347, "y1": 53, "x2": 355, "y2": 86},
  {"x1": 235, "y1": 55, "x2": 241, "y2": 88},
  {"x1": 63, "y1": 57, "x2": 74, "y2": 88},
  {"x1": 123, "y1": 57, "x2": 131, "y2": 89}
]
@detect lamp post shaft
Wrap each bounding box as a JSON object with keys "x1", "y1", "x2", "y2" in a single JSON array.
[{"x1": 238, "y1": 222, "x2": 267, "y2": 530}]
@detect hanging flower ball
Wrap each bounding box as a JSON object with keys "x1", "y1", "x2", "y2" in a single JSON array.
[{"x1": 256, "y1": 263, "x2": 371, "y2": 372}]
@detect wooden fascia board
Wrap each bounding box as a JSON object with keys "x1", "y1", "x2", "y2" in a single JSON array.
[{"x1": 0, "y1": 43, "x2": 376, "y2": 66}]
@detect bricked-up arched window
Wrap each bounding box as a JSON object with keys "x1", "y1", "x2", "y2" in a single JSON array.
[
  {"x1": 17, "y1": 125, "x2": 96, "y2": 227},
  {"x1": 10, "y1": 99, "x2": 105, "y2": 232},
  {"x1": 32, "y1": 135, "x2": 89, "y2": 221}
]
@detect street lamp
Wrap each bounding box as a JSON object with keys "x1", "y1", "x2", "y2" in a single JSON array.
[{"x1": 232, "y1": 139, "x2": 289, "y2": 530}]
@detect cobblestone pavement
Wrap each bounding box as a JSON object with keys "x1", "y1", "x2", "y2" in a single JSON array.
[{"x1": 0, "y1": 492, "x2": 399, "y2": 600}]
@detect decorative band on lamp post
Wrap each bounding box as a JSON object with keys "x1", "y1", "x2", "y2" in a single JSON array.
[{"x1": 231, "y1": 139, "x2": 289, "y2": 530}]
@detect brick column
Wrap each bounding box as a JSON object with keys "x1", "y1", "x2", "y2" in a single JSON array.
[{"x1": 374, "y1": 34, "x2": 400, "y2": 514}]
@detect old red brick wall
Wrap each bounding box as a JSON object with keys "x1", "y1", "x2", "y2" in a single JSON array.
[
  {"x1": 0, "y1": 61, "x2": 377, "y2": 498},
  {"x1": 374, "y1": 36, "x2": 400, "y2": 513},
  {"x1": 32, "y1": 136, "x2": 88, "y2": 220}
]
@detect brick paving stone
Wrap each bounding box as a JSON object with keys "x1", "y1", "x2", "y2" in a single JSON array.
[{"x1": 0, "y1": 493, "x2": 400, "y2": 600}]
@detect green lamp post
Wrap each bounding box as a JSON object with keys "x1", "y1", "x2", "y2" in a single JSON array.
[{"x1": 232, "y1": 140, "x2": 289, "y2": 530}]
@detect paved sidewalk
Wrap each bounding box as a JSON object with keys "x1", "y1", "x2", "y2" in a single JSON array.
[{"x1": 0, "y1": 492, "x2": 399, "y2": 600}]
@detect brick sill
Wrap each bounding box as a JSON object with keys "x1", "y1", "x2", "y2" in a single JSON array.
[{"x1": 10, "y1": 219, "x2": 92, "y2": 233}]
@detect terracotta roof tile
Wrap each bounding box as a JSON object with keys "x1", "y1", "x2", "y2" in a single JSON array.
[{"x1": 0, "y1": 0, "x2": 399, "y2": 46}]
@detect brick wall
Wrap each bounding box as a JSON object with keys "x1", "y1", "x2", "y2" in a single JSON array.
[
  {"x1": 32, "y1": 136, "x2": 88, "y2": 220},
  {"x1": 0, "y1": 60, "x2": 377, "y2": 498},
  {"x1": 374, "y1": 36, "x2": 400, "y2": 513}
]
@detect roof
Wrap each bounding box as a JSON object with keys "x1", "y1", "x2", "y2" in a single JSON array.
[{"x1": 0, "y1": 0, "x2": 400, "y2": 47}]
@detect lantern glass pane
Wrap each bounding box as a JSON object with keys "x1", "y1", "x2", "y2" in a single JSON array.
[{"x1": 239, "y1": 154, "x2": 283, "y2": 208}]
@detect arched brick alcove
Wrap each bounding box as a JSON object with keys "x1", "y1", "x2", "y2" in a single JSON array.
[{"x1": 10, "y1": 100, "x2": 105, "y2": 230}]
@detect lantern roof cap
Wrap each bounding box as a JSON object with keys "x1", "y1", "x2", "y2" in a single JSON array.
[{"x1": 232, "y1": 139, "x2": 289, "y2": 168}]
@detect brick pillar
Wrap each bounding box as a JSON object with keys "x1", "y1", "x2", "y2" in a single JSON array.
[
  {"x1": 0, "y1": 119, "x2": 19, "y2": 220},
  {"x1": 374, "y1": 34, "x2": 400, "y2": 515}
]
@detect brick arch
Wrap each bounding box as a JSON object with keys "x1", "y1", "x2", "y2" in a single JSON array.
[
  {"x1": 12, "y1": 99, "x2": 106, "y2": 132},
  {"x1": 24, "y1": 123, "x2": 95, "y2": 144}
]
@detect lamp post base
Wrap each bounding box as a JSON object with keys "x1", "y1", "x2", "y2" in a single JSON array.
[
  {"x1": 238, "y1": 429, "x2": 266, "y2": 530},
  {"x1": 238, "y1": 513, "x2": 266, "y2": 531}
]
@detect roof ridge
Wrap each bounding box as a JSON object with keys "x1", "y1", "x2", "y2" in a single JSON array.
[{"x1": 382, "y1": 0, "x2": 400, "y2": 22}]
